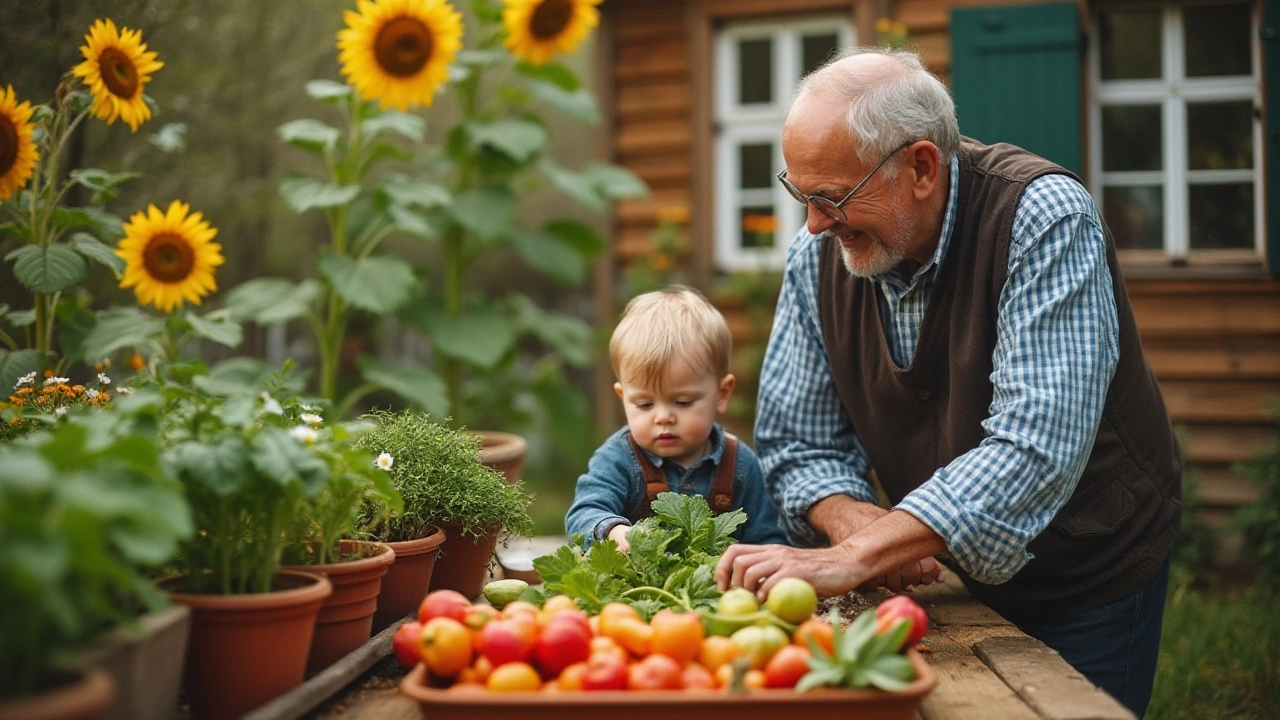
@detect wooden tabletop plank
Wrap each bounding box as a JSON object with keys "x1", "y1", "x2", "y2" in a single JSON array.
[
  {"x1": 972, "y1": 636, "x2": 1135, "y2": 720},
  {"x1": 918, "y1": 630, "x2": 1040, "y2": 720}
]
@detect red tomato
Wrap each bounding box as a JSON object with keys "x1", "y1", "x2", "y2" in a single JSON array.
[
  {"x1": 681, "y1": 663, "x2": 716, "y2": 690},
  {"x1": 478, "y1": 617, "x2": 537, "y2": 667},
  {"x1": 763, "y1": 644, "x2": 811, "y2": 688},
  {"x1": 875, "y1": 595, "x2": 929, "y2": 648},
  {"x1": 650, "y1": 609, "x2": 705, "y2": 664},
  {"x1": 418, "y1": 589, "x2": 470, "y2": 624},
  {"x1": 534, "y1": 617, "x2": 592, "y2": 677},
  {"x1": 627, "y1": 654, "x2": 684, "y2": 691},
  {"x1": 392, "y1": 621, "x2": 422, "y2": 670},
  {"x1": 581, "y1": 652, "x2": 628, "y2": 691}
]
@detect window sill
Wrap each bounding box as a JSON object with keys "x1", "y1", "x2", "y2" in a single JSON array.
[{"x1": 1118, "y1": 263, "x2": 1272, "y2": 281}]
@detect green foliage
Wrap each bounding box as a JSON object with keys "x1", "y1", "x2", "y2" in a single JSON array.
[
  {"x1": 531, "y1": 492, "x2": 745, "y2": 617},
  {"x1": 1233, "y1": 405, "x2": 1280, "y2": 592},
  {"x1": 349, "y1": 410, "x2": 532, "y2": 543},
  {"x1": 797, "y1": 609, "x2": 916, "y2": 693},
  {"x1": 0, "y1": 395, "x2": 191, "y2": 699}
]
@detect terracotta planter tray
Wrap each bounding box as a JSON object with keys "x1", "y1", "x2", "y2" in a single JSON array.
[{"x1": 399, "y1": 650, "x2": 936, "y2": 720}]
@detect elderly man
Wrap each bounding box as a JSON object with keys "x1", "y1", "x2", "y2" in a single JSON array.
[{"x1": 715, "y1": 48, "x2": 1180, "y2": 716}]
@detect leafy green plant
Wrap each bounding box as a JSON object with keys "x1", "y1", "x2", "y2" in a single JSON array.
[
  {"x1": 0, "y1": 392, "x2": 191, "y2": 699},
  {"x1": 349, "y1": 409, "x2": 532, "y2": 543},
  {"x1": 531, "y1": 492, "x2": 746, "y2": 617},
  {"x1": 797, "y1": 608, "x2": 916, "y2": 692},
  {"x1": 1233, "y1": 404, "x2": 1280, "y2": 592}
]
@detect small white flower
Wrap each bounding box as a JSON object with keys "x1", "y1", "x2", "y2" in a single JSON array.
[
  {"x1": 375, "y1": 452, "x2": 394, "y2": 471},
  {"x1": 85, "y1": 388, "x2": 99, "y2": 400},
  {"x1": 44, "y1": 376, "x2": 69, "y2": 387},
  {"x1": 118, "y1": 387, "x2": 134, "y2": 396},
  {"x1": 53, "y1": 406, "x2": 67, "y2": 418},
  {"x1": 261, "y1": 398, "x2": 284, "y2": 416},
  {"x1": 16, "y1": 372, "x2": 36, "y2": 388},
  {"x1": 300, "y1": 412, "x2": 323, "y2": 427},
  {"x1": 301, "y1": 404, "x2": 318, "y2": 412},
  {"x1": 289, "y1": 426, "x2": 318, "y2": 444},
  {"x1": 97, "y1": 373, "x2": 111, "y2": 385}
]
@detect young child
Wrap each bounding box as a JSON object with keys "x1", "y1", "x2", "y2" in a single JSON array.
[{"x1": 565, "y1": 285, "x2": 789, "y2": 550}]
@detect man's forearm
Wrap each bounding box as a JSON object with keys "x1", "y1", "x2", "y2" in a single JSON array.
[
  {"x1": 806, "y1": 494, "x2": 888, "y2": 545},
  {"x1": 840, "y1": 509, "x2": 948, "y2": 583}
]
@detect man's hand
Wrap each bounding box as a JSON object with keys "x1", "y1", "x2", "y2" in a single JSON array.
[
  {"x1": 715, "y1": 543, "x2": 862, "y2": 600},
  {"x1": 607, "y1": 523, "x2": 631, "y2": 553},
  {"x1": 857, "y1": 556, "x2": 945, "y2": 592}
]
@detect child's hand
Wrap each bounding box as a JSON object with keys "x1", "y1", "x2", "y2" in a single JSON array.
[{"x1": 607, "y1": 523, "x2": 632, "y2": 553}]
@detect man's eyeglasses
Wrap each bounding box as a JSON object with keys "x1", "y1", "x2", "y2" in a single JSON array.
[{"x1": 776, "y1": 141, "x2": 915, "y2": 224}]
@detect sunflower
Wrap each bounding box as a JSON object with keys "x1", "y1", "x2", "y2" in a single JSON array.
[
  {"x1": 115, "y1": 200, "x2": 223, "y2": 314},
  {"x1": 0, "y1": 86, "x2": 39, "y2": 202},
  {"x1": 338, "y1": 0, "x2": 464, "y2": 111},
  {"x1": 502, "y1": 0, "x2": 600, "y2": 66},
  {"x1": 72, "y1": 19, "x2": 163, "y2": 132}
]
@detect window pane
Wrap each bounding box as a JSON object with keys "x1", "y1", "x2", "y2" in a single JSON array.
[
  {"x1": 738, "y1": 38, "x2": 773, "y2": 105},
  {"x1": 802, "y1": 33, "x2": 839, "y2": 77},
  {"x1": 1184, "y1": 3, "x2": 1252, "y2": 78},
  {"x1": 1189, "y1": 183, "x2": 1254, "y2": 249},
  {"x1": 740, "y1": 206, "x2": 778, "y2": 248},
  {"x1": 1103, "y1": 186, "x2": 1163, "y2": 250},
  {"x1": 1102, "y1": 105, "x2": 1163, "y2": 171},
  {"x1": 1187, "y1": 101, "x2": 1253, "y2": 170},
  {"x1": 740, "y1": 143, "x2": 774, "y2": 189},
  {"x1": 1098, "y1": 9, "x2": 1162, "y2": 80}
]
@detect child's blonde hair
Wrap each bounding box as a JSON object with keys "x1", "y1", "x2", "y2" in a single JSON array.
[{"x1": 610, "y1": 285, "x2": 732, "y2": 389}]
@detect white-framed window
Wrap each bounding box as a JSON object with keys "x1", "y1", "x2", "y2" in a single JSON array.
[
  {"x1": 714, "y1": 16, "x2": 854, "y2": 272},
  {"x1": 1089, "y1": 2, "x2": 1262, "y2": 262}
]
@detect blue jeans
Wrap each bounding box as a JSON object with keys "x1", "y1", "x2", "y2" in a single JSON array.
[{"x1": 998, "y1": 556, "x2": 1171, "y2": 718}]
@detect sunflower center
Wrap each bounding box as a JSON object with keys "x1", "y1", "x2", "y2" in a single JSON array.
[
  {"x1": 99, "y1": 48, "x2": 140, "y2": 99},
  {"x1": 530, "y1": 0, "x2": 575, "y2": 40},
  {"x1": 142, "y1": 233, "x2": 196, "y2": 283},
  {"x1": 0, "y1": 114, "x2": 16, "y2": 177},
  {"x1": 374, "y1": 16, "x2": 434, "y2": 77}
]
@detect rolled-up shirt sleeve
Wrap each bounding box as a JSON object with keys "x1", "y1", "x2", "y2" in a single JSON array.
[{"x1": 755, "y1": 233, "x2": 879, "y2": 548}]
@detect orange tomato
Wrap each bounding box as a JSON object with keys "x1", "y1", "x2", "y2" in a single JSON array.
[
  {"x1": 697, "y1": 635, "x2": 736, "y2": 671},
  {"x1": 589, "y1": 636, "x2": 629, "y2": 665},
  {"x1": 681, "y1": 663, "x2": 716, "y2": 690},
  {"x1": 650, "y1": 609, "x2": 704, "y2": 665},
  {"x1": 744, "y1": 669, "x2": 766, "y2": 689},
  {"x1": 611, "y1": 617, "x2": 654, "y2": 657},
  {"x1": 486, "y1": 662, "x2": 542, "y2": 692},
  {"x1": 418, "y1": 617, "x2": 473, "y2": 677},
  {"x1": 793, "y1": 618, "x2": 835, "y2": 656},
  {"x1": 557, "y1": 661, "x2": 589, "y2": 691},
  {"x1": 502, "y1": 601, "x2": 542, "y2": 620},
  {"x1": 598, "y1": 602, "x2": 641, "y2": 638},
  {"x1": 471, "y1": 656, "x2": 494, "y2": 683},
  {"x1": 627, "y1": 654, "x2": 684, "y2": 690}
]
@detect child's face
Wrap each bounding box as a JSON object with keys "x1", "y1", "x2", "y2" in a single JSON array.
[{"x1": 615, "y1": 356, "x2": 734, "y2": 468}]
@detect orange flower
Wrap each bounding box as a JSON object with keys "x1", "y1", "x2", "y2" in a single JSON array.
[{"x1": 129, "y1": 353, "x2": 146, "y2": 371}]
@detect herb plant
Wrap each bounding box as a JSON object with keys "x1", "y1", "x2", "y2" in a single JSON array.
[
  {"x1": 350, "y1": 410, "x2": 533, "y2": 542},
  {"x1": 532, "y1": 492, "x2": 746, "y2": 618},
  {"x1": 797, "y1": 609, "x2": 917, "y2": 692}
]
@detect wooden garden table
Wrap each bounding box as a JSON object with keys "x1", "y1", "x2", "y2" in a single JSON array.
[{"x1": 294, "y1": 548, "x2": 1135, "y2": 720}]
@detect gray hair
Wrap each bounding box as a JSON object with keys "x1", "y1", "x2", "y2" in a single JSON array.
[{"x1": 792, "y1": 47, "x2": 960, "y2": 175}]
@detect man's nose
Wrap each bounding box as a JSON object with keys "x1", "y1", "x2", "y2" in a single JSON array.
[{"x1": 806, "y1": 205, "x2": 838, "y2": 236}]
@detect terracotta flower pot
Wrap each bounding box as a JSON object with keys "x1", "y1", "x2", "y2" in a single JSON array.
[
  {"x1": 428, "y1": 521, "x2": 501, "y2": 600},
  {"x1": 472, "y1": 431, "x2": 527, "y2": 484},
  {"x1": 282, "y1": 540, "x2": 395, "y2": 672},
  {"x1": 157, "y1": 570, "x2": 331, "y2": 720},
  {"x1": 0, "y1": 668, "x2": 114, "y2": 720},
  {"x1": 373, "y1": 526, "x2": 447, "y2": 629}
]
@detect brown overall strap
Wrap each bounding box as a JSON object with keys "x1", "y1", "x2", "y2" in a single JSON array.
[
  {"x1": 629, "y1": 432, "x2": 739, "y2": 518},
  {"x1": 629, "y1": 433, "x2": 671, "y2": 519}
]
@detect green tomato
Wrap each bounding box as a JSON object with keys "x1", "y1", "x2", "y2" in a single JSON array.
[
  {"x1": 730, "y1": 624, "x2": 790, "y2": 669},
  {"x1": 718, "y1": 587, "x2": 760, "y2": 616},
  {"x1": 764, "y1": 577, "x2": 818, "y2": 624}
]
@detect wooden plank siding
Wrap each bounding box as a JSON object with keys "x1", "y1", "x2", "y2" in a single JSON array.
[{"x1": 599, "y1": 0, "x2": 1280, "y2": 566}]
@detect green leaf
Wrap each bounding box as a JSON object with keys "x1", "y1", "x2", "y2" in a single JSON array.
[
  {"x1": 508, "y1": 295, "x2": 593, "y2": 366},
  {"x1": 863, "y1": 654, "x2": 915, "y2": 691},
  {"x1": 70, "y1": 233, "x2": 125, "y2": 276},
  {"x1": 69, "y1": 169, "x2": 141, "y2": 204},
  {"x1": 56, "y1": 305, "x2": 97, "y2": 364},
  {"x1": 457, "y1": 49, "x2": 507, "y2": 66},
  {"x1": 186, "y1": 312, "x2": 243, "y2": 348},
  {"x1": 583, "y1": 162, "x2": 649, "y2": 200},
  {"x1": 410, "y1": 305, "x2": 514, "y2": 369},
  {"x1": 279, "y1": 176, "x2": 360, "y2": 213},
  {"x1": 251, "y1": 428, "x2": 330, "y2": 495},
  {"x1": 708, "y1": 509, "x2": 748, "y2": 555},
  {"x1": 531, "y1": 544, "x2": 581, "y2": 586},
  {"x1": 451, "y1": 187, "x2": 515, "y2": 241},
  {"x1": 6, "y1": 244, "x2": 87, "y2": 293},
  {"x1": 539, "y1": 159, "x2": 602, "y2": 212},
  {"x1": 543, "y1": 218, "x2": 605, "y2": 258},
  {"x1": 0, "y1": 350, "x2": 45, "y2": 395},
  {"x1": 305, "y1": 79, "x2": 353, "y2": 103},
  {"x1": 796, "y1": 666, "x2": 845, "y2": 693},
  {"x1": 586, "y1": 539, "x2": 630, "y2": 578},
  {"x1": 527, "y1": 81, "x2": 600, "y2": 124},
  {"x1": 7, "y1": 309, "x2": 35, "y2": 326},
  {"x1": 650, "y1": 492, "x2": 712, "y2": 545},
  {"x1": 49, "y1": 206, "x2": 103, "y2": 235},
  {"x1": 277, "y1": 118, "x2": 340, "y2": 154},
  {"x1": 225, "y1": 277, "x2": 321, "y2": 325},
  {"x1": 377, "y1": 174, "x2": 451, "y2": 209},
  {"x1": 79, "y1": 307, "x2": 165, "y2": 361},
  {"x1": 358, "y1": 360, "x2": 449, "y2": 418},
  {"x1": 168, "y1": 438, "x2": 247, "y2": 496},
  {"x1": 0, "y1": 448, "x2": 54, "y2": 490},
  {"x1": 362, "y1": 112, "x2": 426, "y2": 142},
  {"x1": 466, "y1": 119, "x2": 548, "y2": 163},
  {"x1": 387, "y1": 205, "x2": 436, "y2": 240},
  {"x1": 841, "y1": 610, "x2": 879, "y2": 661},
  {"x1": 79, "y1": 207, "x2": 125, "y2": 238},
  {"x1": 507, "y1": 228, "x2": 586, "y2": 284},
  {"x1": 515, "y1": 61, "x2": 580, "y2": 91},
  {"x1": 318, "y1": 253, "x2": 417, "y2": 314}
]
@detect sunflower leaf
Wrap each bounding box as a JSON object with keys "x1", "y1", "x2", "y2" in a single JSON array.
[
  {"x1": 186, "y1": 311, "x2": 243, "y2": 348},
  {"x1": 527, "y1": 81, "x2": 600, "y2": 125},
  {"x1": 358, "y1": 360, "x2": 449, "y2": 418},
  {"x1": 305, "y1": 79, "x2": 353, "y2": 103},
  {"x1": 6, "y1": 244, "x2": 87, "y2": 294},
  {"x1": 69, "y1": 169, "x2": 142, "y2": 204},
  {"x1": 279, "y1": 176, "x2": 361, "y2": 213},
  {"x1": 583, "y1": 162, "x2": 649, "y2": 200},
  {"x1": 376, "y1": 174, "x2": 451, "y2": 209},
  {"x1": 543, "y1": 218, "x2": 605, "y2": 258},
  {"x1": 361, "y1": 113, "x2": 425, "y2": 143},
  {"x1": 457, "y1": 49, "x2": 506, "y2": 66},
  {"x1": 277, "y1": 119, "x2": 340, "y2": 154},
  {"x1": 449, "y1": 187, "x2": 515, "y2": 241},
  {"x1": 225, "y1": 278, "x2": 321, "y2": 325},
  {"x1": 70, "y1": 233, "x2": 125, "y2": 276},
  {"x1": 318, "y1": 253, "x2": 417, "y2": 315},
  {"x1": 403, "y1": 303, "x2": 514, "y2": 369},
  {"x1": 508, "y1": 294, "x2": 594, "y2": 367},
  {"x1": 506, "y1": 227, "x2": 585, "y2": 285},
  {"x1": 515, "y1": 61, "x2": 580, "y2": 91},
  {"x1": 78, "y1": 307, "x2": 165, "y2": 362},
  {"x1": 465, "y1": 119, "x2": 547, "y2": 163},
  {"x1": 0, "y1": 350, "x2": 45, "y2": 395}
]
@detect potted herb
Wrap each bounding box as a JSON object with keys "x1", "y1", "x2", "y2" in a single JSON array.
[
  {"x1": 351, "y1": 410, "x2": 533, "y2": 600},
  {"x1": 0, "y1": 393, "x2": 191, "y2": 720}
]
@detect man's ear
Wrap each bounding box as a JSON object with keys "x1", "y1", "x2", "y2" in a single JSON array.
[
  {"x1": 907, "y1": 141, "x2": 942, "y2": 200},
  {"x1": 717, "y1": 374, "x2": 736, "y2": 413},
  {"x1": 614, "y1": 382, "x2": 624, "y2": 399}
]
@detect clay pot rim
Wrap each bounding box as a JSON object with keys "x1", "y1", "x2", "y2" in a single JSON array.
[
  {"x1": 282, "y1": 539, "x2": 395, "y2": 574},
  {"x1": 0, "y1": 667, "x2": 114, "y2": 719},
  {"x1": 155, "y1": 570, "x2": 334, "y2": 609},
  {"x1": 383, "y1": 526, "x2": 447, "y2": 556},
  {"x1": 471, "y1": 430, "x2": 527, "y2": 464}
]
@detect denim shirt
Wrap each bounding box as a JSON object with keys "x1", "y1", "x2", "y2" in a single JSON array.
[{"x1": 565, "y1": 424, "x2": 790, "y2": 547}]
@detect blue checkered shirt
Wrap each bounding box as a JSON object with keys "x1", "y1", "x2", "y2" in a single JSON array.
[{"x1": 755, "y1": 158, "x2": 1120, "y2": 584}]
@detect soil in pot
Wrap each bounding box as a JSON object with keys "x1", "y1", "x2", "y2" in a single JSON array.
[
  {"x1": 428, "y1": 522, "x2": 501, "y2": 600},
  {"x1": 0, "y1": 668, "x2": 115, "y2": 720},
  {"x1": 158, "y1": 570, "x2": 332, "y2": 720},
  {"x1": 373, "y1": 527, "x2": 447, "y2": 630},
  {"x1": 282, "y1": 540, "x2": 395, "y2": 672},
  {"x1": 472, "y1": 431, "x2": 527, "y2": 485}
]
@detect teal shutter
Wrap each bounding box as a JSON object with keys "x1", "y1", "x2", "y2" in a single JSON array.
[
  {"x1": 1265, "y1": 0, "x2": 1280, "y2": 275},
  {"x1": 951, "y1": 3, "x2": 1082, "y2": 175}
]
